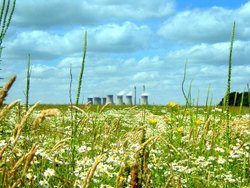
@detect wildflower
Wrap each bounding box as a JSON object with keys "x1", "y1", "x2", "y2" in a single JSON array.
[
  {"x1": 148, "y1": 119, "x2": 157, "y2": 126},
  {"x1": 167, "y1": 102, "x2": 178, "y2": 108},
  {"x1": 0, "y1": 140, "x2": 6, "y2": 148},
  {"x1": 39, "y1": 179, "x2": 49, "y2": 187},
  {"x1": 213, "y1": 108, "x2": 222, "y2": 112},
  {"x1": 43, "y1": 168, "x2": 55, "y2": 178},
  {"x1": 215, "y1": 147, "x2": 225, "y2": 153},
  {"x1": 164, "y1": 117, "x2": 173, "y2": 123},
  {"x1": 78, "y1": 145, "x2": 91, "y2": 153},
  {"x1": 196, "y1": 156, "x2": 206, "y2": 162},
  {"x1": 26, "y1": 173, "x2": 36, "y2": 180},
  {"x1": 194, "y1": 119, "x2": 202, "y2": 126},
  {"x1": 176, "y1": 127, "x2": 183, "y2": 133},
  {"x1": 208, "y1": 156, "x2": 216, "y2": 161},
  {"x1": 206, "y1": 142, "x2": 211, "y2": 151},
  {"x1": 217, "y1": 156, "x2": 226, "y2": 164}
]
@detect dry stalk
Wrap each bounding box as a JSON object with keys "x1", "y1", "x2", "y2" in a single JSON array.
[
  {"x1": 12, "y1": 102, "x2": 39, "y2": 147},
  {"x1": 0, "y1": 75, "x2": 16, "y2": 106},
  {"x1": 10, "y1": 154, "x2": 27, "y2": 176},
  {"x1": 194, "y1": 115, "x2": 213, "y2": 146},
  {"x1": 203, "y1": 115, "x2": 213, "y2": 138},
  {"x1": 21, "y1": 144, "x2": 38, "y2": 177},
  {"x1": 0, "y1": 100, "x2": 20, "y2": 121},
  {"x1": 72, "y1": 105, "x2": 88, "y2": 116},
  {"x1": 49, "y1": 138, "x2": 70, "y2": 154},
  {"x1": 82, "y1": 154, "x2": 105, "y2": 188},
  {"x1": 135, "y1": 132, "x2": 164, "y2": 156},
  {"x1": 31, "y1": 108, "x2": 60, "y2": 130},
  {"x1": 0, "y1": 144, "x2": 8, "y2": 159},
  {"x1": 130, "y1": 162, "x2": 140, "y2": 188},
  {"x1": 3, "y1": 144, "x2": 38, "y2": 187},
  {"x1": 165, "y1": 174, "x2": 174, "y2": 188},
  {"x1": 115, "y1": 162, "x2": 126, "y2": 188}
]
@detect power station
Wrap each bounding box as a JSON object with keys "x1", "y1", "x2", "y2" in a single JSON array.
[{"x1": 87, "y1": 85, "x2": 150, "y2": 105}]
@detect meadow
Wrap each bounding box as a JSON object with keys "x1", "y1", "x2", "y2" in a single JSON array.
[{"x1": 0, "y1": 76, "x2": 249, "y2": 188}]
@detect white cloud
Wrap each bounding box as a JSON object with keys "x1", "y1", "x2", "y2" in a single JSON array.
[
  {"x1": 13, "y1": 0, "x2": 175, "y2": 28},
  {"x1": 165, "y1": 41, "x2": 250, "y2": 65},
  {"x1": 158, "y1": 1, "x2": 250, "y2": 43},
  {"x1": 88, "y1": 22, "x2": 152, "y2": 52},
  {"x1": 4, "y1": 21, "x2": 152, "y2": 61}
]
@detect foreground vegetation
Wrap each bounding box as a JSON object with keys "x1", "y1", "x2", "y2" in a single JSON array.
[{"x1": 0, "y1": 81, "x2": 249, "y2": 187}]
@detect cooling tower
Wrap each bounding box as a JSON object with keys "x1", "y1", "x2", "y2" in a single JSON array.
[
  {"x1": 106, "y1": 95, "x2": 114, "y2": 104},
  {"x1": 141, "y1": 93, "x2": 149, "y2": 105},
  {"x1": 126, "y1": 95, "x2": 133, "y2": 105},
  {"x1": 102, "y1": 97, "x2": 107, "y2": 105},
  {"x1": 93, "y1": 97, "x2": 102, "y2": 105},
  {"x1": 87, "y1": 97, "x2": 93, "y2": 105},
  {"x1": 116, "y1": 95, "x2": 123, "y2": 105}
]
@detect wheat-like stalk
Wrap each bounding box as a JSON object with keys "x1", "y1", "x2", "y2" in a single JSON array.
[
  {"x1": 31, "y1": 108, "x2": 60, "y2": 130},
  {"x1": 12, "y1": 102, "x2": 39, "y2": 147},
  {"x1": 0, "y1": 99, "x2": 20, "y2": 121},
  {"x1": 0, "y1": 75, "x2": 16, "y2": 106},
  {"x1": 81, "y1": 154, "x2": 105, "y2": 188}
]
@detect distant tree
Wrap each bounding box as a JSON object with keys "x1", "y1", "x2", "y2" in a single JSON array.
[
  {"x1": 218, "y1": 91, "x2": 250, "y2": 106},
  {"x1": 0, "y1": 0, "x2": 16, "y2": 86}
]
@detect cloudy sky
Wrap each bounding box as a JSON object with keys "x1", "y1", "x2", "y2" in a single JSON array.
[{"x1": 1, "y1": 0, "x2": 250, "y2": 105}]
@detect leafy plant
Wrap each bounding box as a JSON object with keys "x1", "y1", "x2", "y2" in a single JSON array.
[{"x1": 0, "y1": 0, "x2": 16, "y2": 84}]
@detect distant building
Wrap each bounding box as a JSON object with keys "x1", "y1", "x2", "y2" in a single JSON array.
[
  {"x1": 93, "y1": 97, "x2": 102, "y2": 105},
  {"x1": 116, "y1": 95, "x2": 123, "y2": 105},
  {"x1": 87, "y1": 97, "x2": 93, "y2": 105},
  {"x1": 126, "y1": 94, "x2": 133, "y2": 105},
  {"x1": 141, "y1": 93, "x2": 149, "y2": 105},
  {"x1": 106, "y1": 95, "x2": 114, "y2": 105}
]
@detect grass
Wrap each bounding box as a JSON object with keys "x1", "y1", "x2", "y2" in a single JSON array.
[{"x1": 0, "y1": 90, "x2": 249, "y2": 187}]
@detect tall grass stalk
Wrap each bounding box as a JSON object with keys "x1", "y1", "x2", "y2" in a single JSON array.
[
  {"x1": 247, "y1": 83, "x2": 250, "y2": 111},
  {"x1": 25, "y1": 54, "x2": 31, "y2": 112},
  {"x1": 239, "y1": 90, "x2": 245, "y2": 114},
  {"x1": 182, "y1": 61, "x2": 191, "y2": 107},
  {"x1": 225, "y1": 21, "x2": 236, "y2": 148},
  {"x1": 0, "y1": 0, "x2": 16, "y2": 84},
  {"x1": 75, "y1": 31, "x2": 87, "y2": 106},
  {"x1": 205, "y1": 84, "x2": 212, "y2": 116},
  {"x1": 233, "y1": 91, "x2": 238, "y2": 106},
  {"x1": 0, "y1": 0, "x2": 16, "y2": 46},
  {"x1": 70, "y1": 31, "x2": 87, "y2": 172}
]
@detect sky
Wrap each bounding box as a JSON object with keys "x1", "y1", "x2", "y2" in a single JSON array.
[{"x1": 1, "y1": 0, "x2": 250, "y2": 105}]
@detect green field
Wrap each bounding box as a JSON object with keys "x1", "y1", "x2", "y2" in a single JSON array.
[{"x1": 0, "y1": 101, "x2": 249, "y2": 187}]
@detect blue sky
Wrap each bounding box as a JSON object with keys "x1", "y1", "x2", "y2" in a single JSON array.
[{"x1": 1, "y1": 0, "x2": 250, "y2": 105}]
